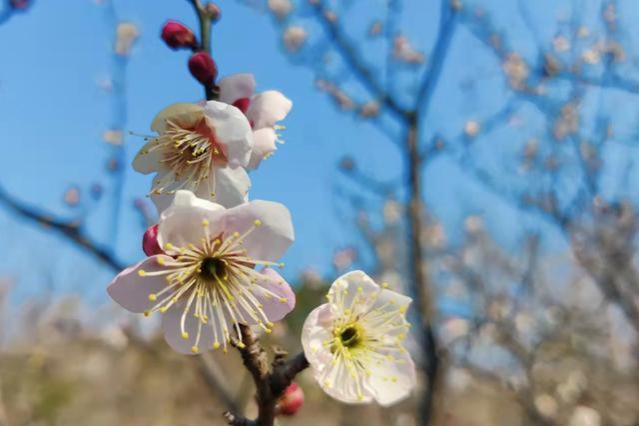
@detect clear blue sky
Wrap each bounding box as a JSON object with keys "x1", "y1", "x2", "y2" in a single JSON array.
[{"x1": 1, "y1": 0, "x2": 637, "y2": 303}]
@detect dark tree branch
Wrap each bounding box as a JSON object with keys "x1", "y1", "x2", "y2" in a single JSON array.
[
  {"x1": 310, "y1": 0, "x2": 409, "y2": 120},
  {"x1": 414, "y1": 0, "x2": 459, "y2": 115},
  {"x1": 226, "y1": 325, "x2": 308, "y2": 426},
  {"x1": 0, "y1": 184, "x2": 126, "y2": 271}
]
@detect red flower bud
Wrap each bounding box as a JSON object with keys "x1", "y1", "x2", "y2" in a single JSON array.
[
  {"x1": 233, "y1": 98, "x2": 251, "y2": 114},
  {"x1": 142, "y1": 224, "x2": 163, "y2": 257},
  {"x1": 188, "y1": 51, "x2": 218, "y2": 86},
  {"x1": 161, "y1": 20, "x2": 197, "y2": 50},
  {"x1": 277, "y1": 383, "x2": 304, "y2": 416}
]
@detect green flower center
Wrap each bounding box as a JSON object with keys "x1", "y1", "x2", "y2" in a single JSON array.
[
  {"x1": 340, "y1": 325, "x2": 361, "y2": 348},
  {"x1": 200, "y1": 257, "x2": 227, "y2": 281}
]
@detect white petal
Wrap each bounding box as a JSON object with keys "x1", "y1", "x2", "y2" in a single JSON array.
[
  {"x1": 218, "y1": 73, "x2": 256, "y2": 104},
  {"x1": 367, "y1": 351, "x2": 416, "y2": 406},
  {"x1": 203, "y1": 101, "x2": 254, "y2": 167},
  {"x1": 132, "y1": 140, "x2": 162, "y2": 174},
  {"x1": 327, "y1": 270, "x2": 381, "y2": 317},
  {"x1": 247, "y1": 90, "x2": 292, "y2": 129},
  {"x1": 301, "y1": 304, "x2": 334, "y2": 371},
  {"x1": 151, "y1": 102, "x2": 203, "y2": 133},
  {"x1": 107, "y1": 255, "x2": 173, "y2": 313},
  {"x1": 160, "y1": 299, "x2": 231, "y2": 355},
  {"x1": 205, "y1": 166, "x2": 251, "y2": 208},
  {"x1": 314, "y1": 352, "x2": 375, "y2": 404},
  {"x1": 224, "y1": 200, "x2": 294, "y2": 262},
  {"x1": 157, "y1": 190, "x2": 226, "y2": 251},
  {"x1": 247, "y1": 128, "x2": 278, "y2": 169}
]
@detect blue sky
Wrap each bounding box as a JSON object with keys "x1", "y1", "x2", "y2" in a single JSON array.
[{"x1": 1, "y1": 0, "x2": 638, "y2": 303}]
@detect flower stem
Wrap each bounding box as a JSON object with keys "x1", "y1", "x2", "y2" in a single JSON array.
[
  {"x1": 224, "y1": 325, "x2": 309, "y2": 426},
  {"x1": 187, "y1": 0, "x2": 219, "y2": 100}
]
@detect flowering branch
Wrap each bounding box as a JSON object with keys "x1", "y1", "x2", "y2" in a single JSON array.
[
  {"x1": 224, "y1": 325, "x2": 308, "y2": 426},
  {"x1": 186, "y1": 0, "x2": 220, "y2": 100}
]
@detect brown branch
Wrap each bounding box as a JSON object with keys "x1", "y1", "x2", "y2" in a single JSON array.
[{"x1": 225, "y1": 325, "x2": 308, "y2": 426}]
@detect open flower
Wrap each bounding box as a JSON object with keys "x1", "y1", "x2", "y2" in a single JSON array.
[
  {"x1": 218, "y1": 74, "x2": 292, "y2": 169},
  {"x1": 302, "y1": 271, "x2": 416, "y2": 405},
  {"x1": 108, "y1": 190, "x2": 295, "y2": 354},
  {"x1": 134, "y1": 102, "x2": 254, "y2": 212}
]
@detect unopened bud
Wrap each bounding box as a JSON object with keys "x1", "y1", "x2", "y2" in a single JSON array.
[
  {"x1": 277, "y1": 383, "x2": 304, "y2": 416},
  {"x1": 161, "y1": 20, "x2": 197, "y2": 50},
  {"x1": 204, "y1": 3, "x2": 221, "y2": 22},
  {"x1": 188, "y1": 51, "x2": 218, "y2": 86},
  {"x1": 142, "y1": 224, "x2": 163, "y2": 257}
]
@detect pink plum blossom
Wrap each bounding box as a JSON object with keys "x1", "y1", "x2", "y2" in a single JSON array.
[
  {"x1": 108, "y1": 190, "x2": 296, "y2": 354},
  {"x1": 133, "y1": 102, "x2": 254, "y2": 212},
  {"x1": 218, "y1": 74, "x2": 292, "y2": 169}
]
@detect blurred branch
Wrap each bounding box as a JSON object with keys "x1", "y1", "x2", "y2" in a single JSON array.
[
  {"x1": 414, "y1": 0, "x2": 458, "y2": 114},
  {"x1": 0, "y1": 183, "x2": 126, "y2": 271},
  {"x1": 310, "y1": 0, "x2": 408, "y2": 120}
]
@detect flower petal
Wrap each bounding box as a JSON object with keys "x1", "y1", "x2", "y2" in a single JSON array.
[
  {"x1": 157, "y1": 190, "x2": 226, "y2": 251},
  {"x1": 150, "y1": 165, "x2": 250, "y2": 214},
  {"x1": 301, "y1": 304, "x2": 334, "y2": 371},
  {"x1": 367, "y1": 351, "x2": 416, "y2": 406},
  {"x1": 327, "y1": 270, "x2": 381, "y2": 317},
  {"x1": 132, "y1": 140, "x2": 162, "y2": 174},
  {"x1": 160, "y1": 300, "x2": 230, "y2": 355},
  {"x1": 224, "y1": 200, "x2": 294, "y2": 262},
  {"x1": 206, "y1": 166, "x2": 251, "y2": 208},
  {"x1": 107, "y1": 255, "x2": 173, "y2": 313},
  {"x1": 247, "y1": 90, "x2": 292, "y2": 129},
  {"x1": 218, "y1": 73, "x2": 256, "y2": 104},
  {"x1": 203, "y1": 101, "x2": 254, "y2": 167},
  {"x1": 251, "y1": 268, "x2": 295, "y2": 322},
  {"x1": 247, "y1": 128, "x2": 278, "y2": 169},
  {"x1": 151, "y1": 102, "x2": 203, "y2": 133}
]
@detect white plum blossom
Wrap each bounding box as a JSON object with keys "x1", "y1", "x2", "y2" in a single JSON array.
[
  {"x1": 134, "y1": 101, "x2": 254, "y2": 212},
  {"x1": 108, "y1": 190, "x2": 296, "y2": 354},
  {"x1": 302, "y1": 271, "x2": 416, "y2": 405},
  {"x1": 218, "y1": 74, "x2": 292, "y2": 169}
]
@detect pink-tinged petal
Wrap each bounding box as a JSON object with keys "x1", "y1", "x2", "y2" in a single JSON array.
[
  {"x1": 107, "y1": 255, "x2": 172, "y2": 313},
  {"x1": 160, "y1": 300, "x2": 224, "y2": 355},
  {"x1": 157, "y1": 190, "x2": 226, "y2": 251},
  {"x1": 247, "y1": 90, "x2": 292, "y2": 129},
  {"x1": 132, "y1": 140, "x2": 162, "y2": 174},
  {"x1": 367, "y1": 351, "x2": 416, "y2": 406},
  {"x1": 301, "y1": 304, "x2": 334, "y2": 370},
  {"x1": 247, "y1": 128, "x2": 278, "y2": 169},
  {"x1": 203, "y1": 101, "x2": 254, "y2": 167},
  {"x1": 218, "y1": 73, "x2": 256, "y2": 104},
  {"x1": 224, "y1": 200, "x2": 294, "y2": 262},
  {"x1": 252, "y1": 268, "x2": 295, "y2": 322},
  {"x1": 150, "y1": 102, "x2": 203, "y2": 133}
]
